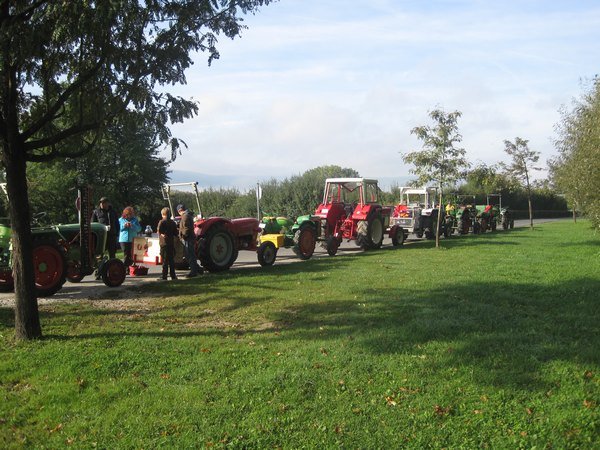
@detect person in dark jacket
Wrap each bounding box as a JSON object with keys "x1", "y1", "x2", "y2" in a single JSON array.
[
  {"x1": 177, "y1": 204, "x2": 202, "y2": 277},
  {"x1": 91, "y1": 197, "x2": 119, "y2": 258},
  {"x1": 157, "y1": 207, "x2": 178, "y2": 281}
]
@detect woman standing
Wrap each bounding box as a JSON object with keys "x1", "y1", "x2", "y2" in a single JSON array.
[{"x1": 119, "y1": 206, "x2": 141, "y2": 267}]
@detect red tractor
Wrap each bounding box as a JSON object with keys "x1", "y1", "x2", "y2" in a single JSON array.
[
  {"x1": 163, "y1": 183, "x2": 264, "y2": 272},
  {"x1": 303, "y1": 178, "x2": 397, "y2": 255}
]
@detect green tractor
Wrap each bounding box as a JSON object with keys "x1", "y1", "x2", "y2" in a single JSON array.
[
  {"x1": 452, "y1": 195, "x2": 479, "y2": 234},
  {"x1": 0, "y1": 186, "x2": 126, "y2": 296},
  {"x1": 258, "y1": 214, "x2": 317, "y2": 265}
]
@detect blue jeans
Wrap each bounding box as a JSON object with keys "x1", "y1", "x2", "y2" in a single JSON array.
[{"x1": 183, "y1": 238, "x2": 201, "y2": 275}]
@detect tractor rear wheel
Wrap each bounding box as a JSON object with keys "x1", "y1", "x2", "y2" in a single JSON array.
[
  {"x1": 292, "y1": 226, "x2": 316, "y2": 260},
  {"x1": 356, "y1": 215, "x2": 384, "y2": 250},
  {"x1": 391, "y1": 227, "x2": 405, "y2": 246},
  {"x1": 32, "y1": 240, "x2": 67, "y2": 297},
  {"x1": 101, "y1": 258, "x2": 126, "y2": 287},
  {"x1": 199, "y1": 224, "x2": 238, "y2": 272},
  {"x1": 326, "y1": 235, "x2": 340, "y2": 256},
  {"x1": 257, "y1": 241, "x2": 277, "y2": 266}
]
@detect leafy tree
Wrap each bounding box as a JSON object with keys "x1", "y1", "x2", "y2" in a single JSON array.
[
  {"x1": 403, "y1": 109, "x2": 469, "y2": 248},
  {"x1": 462, "y1": 163, "x2": 518, "y2": 197},
  {"x1": 27, "y1": 111, "x2": 170, "y2": 226},
  {"x1": 551, "y1": 78, "x2": 600, "y2": 228},
  {"x1": 501, "y1": 137, "x2": 541, "y2": 230},
  {"x1": 0, "y1": 0, "x2": 273, "y2": 340}
]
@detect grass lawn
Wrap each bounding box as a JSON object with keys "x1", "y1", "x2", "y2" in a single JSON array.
[{"x1": 1, "y1": 221, "x2": 599, "y2": 448}]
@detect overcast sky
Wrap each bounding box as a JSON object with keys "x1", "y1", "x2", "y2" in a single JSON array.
[{"x1": 165, "y1": 0, "x2": 600, "y2": 189}]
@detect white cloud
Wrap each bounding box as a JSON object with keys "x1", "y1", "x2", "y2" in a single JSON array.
[{"x1": 165, "y1": 1, "x2": 600, "y2": 188}]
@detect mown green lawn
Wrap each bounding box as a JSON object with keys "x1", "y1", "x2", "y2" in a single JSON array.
[{"x1": 1, "y1": 222, "x2": 599, "y2": 448}]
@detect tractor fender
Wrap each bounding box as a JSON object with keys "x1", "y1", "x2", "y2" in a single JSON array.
[
  {"x1": 291, "y1": 215, "x2": 319, "y2": 233},
  {"x1": 195, "y1": 217, "x2": 230, "y2": 238}
]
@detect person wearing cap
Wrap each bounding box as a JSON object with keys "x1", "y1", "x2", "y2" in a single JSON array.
[
  {"x1": 91, "y1": 197, "x2": 119, "y2": 258},
  {"x1": 177, "y1": 203, "x2": 202, "y2": 277}
]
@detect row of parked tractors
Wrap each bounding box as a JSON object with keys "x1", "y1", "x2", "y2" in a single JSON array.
[
  {"x1": 256, "y1": 180, "x2": 514, "y2": 267},
  {"x1": 0, "y1": 178, "x2": 514, "y2": 298}
]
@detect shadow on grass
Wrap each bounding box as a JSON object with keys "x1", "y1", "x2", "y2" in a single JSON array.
[
  {"x1": 267, "y1": 277, "x2": 600, "y2": 391},
  {"x1": 0, "y1": 307, "x2": 13, "y2": 329}
]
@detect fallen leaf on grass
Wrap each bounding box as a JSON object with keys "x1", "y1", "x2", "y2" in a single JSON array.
[
  {"x1": 319, "y1": 348, "x2": 328, "y2": 356},
  {"x1": 49, "y1": 423, "x2": 63, "y2": 434},
  {"x1": 160, "y1": 373, "x2": 170, "y2": 379},
  {"x1": 200, "y1": 348, "x2": 211, "y2": 353},
  {"x1": 385, "y1": 396, "x2": 397, "y2": 407},
  {"x1": 434, "y1": 405, "x2": 452, "y2": 417},
  {"x1": 473, "y1": 409, "x2": 483, "y2": 414},
  {"x1": 584, "y1": 370, "x2": 594, "y2": 380},
  {"x1": 525, "y1": 407, "x2": 534, "y2": 415},
  {"x1": 583, "y1": 399, "x2": 596, "y2": 409}
]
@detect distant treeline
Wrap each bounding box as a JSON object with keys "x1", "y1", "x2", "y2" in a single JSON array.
[
  {"x1": 166, "y1": 165, "x2": 568, "y2": 222},
  {"x1": 0, "y1": 164, "x2": 568, "y2": 229}
]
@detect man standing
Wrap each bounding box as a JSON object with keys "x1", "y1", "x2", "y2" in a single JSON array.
[
  {"x1": 177, "y1": 204, "x2": 202, "y2": 277},
  {"x1": 91, "y1": 197, "x2": 119, "y2": 258},
  {"x1": 157, "y1": 207, "x2": 178, "y2": 281}
]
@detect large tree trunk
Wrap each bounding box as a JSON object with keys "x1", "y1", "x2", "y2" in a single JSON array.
[
  {"x1": 3, "y1": 146, "x2": 41, "y2": 340},
  {"x1": 2, "y1": 23, "x2": 42, "y2": 340}
]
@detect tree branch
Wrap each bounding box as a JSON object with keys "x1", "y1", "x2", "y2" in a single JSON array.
[
  {"x1": 24, "y1": 121, "x2": 100, "y2": 154},
  {"x1": 21, "y1": 59, "x2": 105, "y2": 141}
]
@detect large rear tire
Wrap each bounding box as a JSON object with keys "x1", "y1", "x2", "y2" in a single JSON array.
[
  {"x1": 356, "y1": 215, "x2": 384, "y2": 250},
  {"x1": 198, "y1": 224, "x2": 238, "y2": 272},
  {"x1": 257, "y1": 241, "x2": 277, "y2": 266},
  {"x1": 292, "y1": 226, "x2": 316, "y2": 260},
  {"x1": 32, "y1": 240, "x2": 67, "y2": 297}
]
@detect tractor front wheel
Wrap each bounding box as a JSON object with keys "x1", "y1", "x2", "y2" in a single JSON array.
[
  {"x1": 257, "y1": 241, "x2": 277, "y2": 266},
  {"x1": 101, "y1": 258, "x2": 126, "y2": 287},
  {"x1": 292, "y1": 226, "x2": 316, "y2": 260},
  {"x1": 0, "y1": 270, "x2": 14, "y2": 292},
  {"x1": 199, "y1": 224, "x2": 238, "y2": 272},
  {"x1": 67, "y1": 261, "x2": 84, "y2": 283},
  {"x1": 391, "y1": 227, "x2": 405, "y2": 246},
  {"x1": 326, "y1": 235, "x2": 340, "y2": 256},
  {"x1": 32, "y1": 240, "x2": 67, "y2": 297}
]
